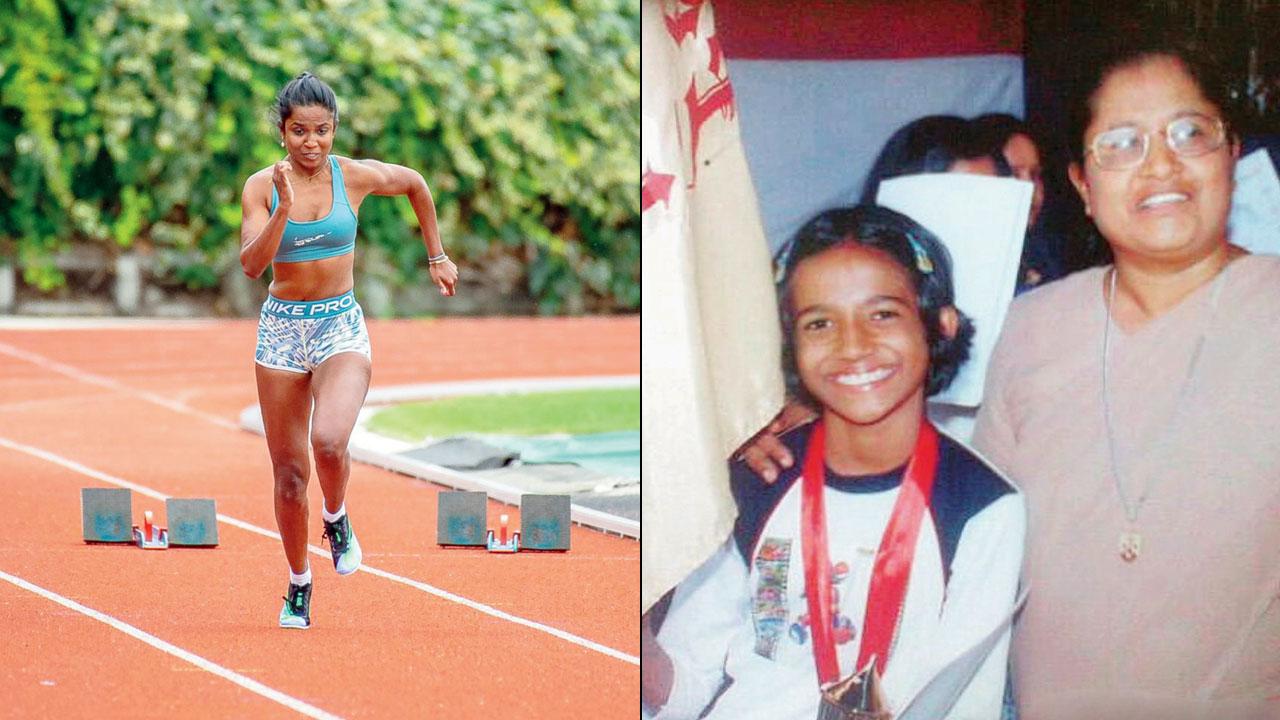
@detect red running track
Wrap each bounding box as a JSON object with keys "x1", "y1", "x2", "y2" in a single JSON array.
[{"x1": 0, "y1": 317, "x2": 638, "y2": 719}]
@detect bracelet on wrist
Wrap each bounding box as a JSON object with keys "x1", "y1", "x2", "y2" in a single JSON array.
[{"x1": 427, "y1": 252, "x2": 449, "y2": 265}]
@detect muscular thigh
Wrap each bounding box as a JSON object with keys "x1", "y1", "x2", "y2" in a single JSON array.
[
  {"x1": 310, "y1": 352, "x2": 371, "y2": 445},
  {"x1": 255, "y1": 364, "x2": 312, "y2": 466}
]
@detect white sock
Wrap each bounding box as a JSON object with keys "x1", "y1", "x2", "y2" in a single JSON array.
[
  {"x1": 322, "y1": 503, "x2": 346, "y2": 523},
  {"x1": 290, "y1": 564, "x2": 312, "y2": 587}
]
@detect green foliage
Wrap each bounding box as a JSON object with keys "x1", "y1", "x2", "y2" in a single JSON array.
[{"x1": 0, "y1": 0, "x2": 639, "y2": 313}]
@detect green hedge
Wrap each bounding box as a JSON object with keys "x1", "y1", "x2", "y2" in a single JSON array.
[{"x1": 0, "y1": 0, "x2": 639, "y2": 314}]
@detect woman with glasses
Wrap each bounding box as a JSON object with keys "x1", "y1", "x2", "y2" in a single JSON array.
[{"x1": 972, "y1": 36, "x2": 1280, "y2": 718}]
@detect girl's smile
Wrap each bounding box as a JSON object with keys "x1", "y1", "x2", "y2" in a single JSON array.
[{"x1": 790, "y1": 244, "x2": 930, "y2": 434}]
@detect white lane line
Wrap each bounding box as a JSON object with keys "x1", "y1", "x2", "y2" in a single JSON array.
[
  {"x1": 0, "y1": 341, "x2": 239, "y2": 431},
  {"x1": 0, "y1": 569, "x2": 343, "y2": 720},
  {"x1": 356, "y1": 565, "x2": 638, "y2": 664},
  {"x1": 0, "y1": 339, "x2": 640, "y2": 664},
  {"x1": 0, "y1": 436, "x2": 640, "y2": 667}
]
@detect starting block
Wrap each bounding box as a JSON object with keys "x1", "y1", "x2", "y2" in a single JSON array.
[
  {"x1": 82, "y1": 488, "x2": 134, "y2": 543},
  {"x1": 82, "y1": 488, "x2": 218, "y2": 549},
  {"x1": 437, "y1": 491, "x2": 487, "y2": 546},
  {"x1": 486, "y1": 513, "x2": 520, "y2": 552},
  {"x1": 133, "y1": 510, "x2": 169, "y2": 549},
  {"x1": 436, "y1": 491, "x2": 572, "y2": 552},
  {"x1": 520, "y1": 494, "x2": 571, "y2": 551},
  {"x1": 166, "y1": 498, "x2": 219, "y2": 547}
]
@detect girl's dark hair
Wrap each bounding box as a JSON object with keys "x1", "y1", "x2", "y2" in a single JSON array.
[
  {"x1": 776, "y1": 204, "x2": 975, "y2": 402},
  {"x1": 860, "y1": 115, "x2": 1009, "y2": 204},
  {"x1": 972, "y1": 113, "x2": 1038, "y2": 157},
  {"x1": 1065, "y1": 33, "x2": 1240, "y2": 165},
  {"x1": 272, "y1": 72, "x2": 339, "y2": 126}
]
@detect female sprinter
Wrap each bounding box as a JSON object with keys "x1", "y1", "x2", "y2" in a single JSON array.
[{"x1": 240, "y1": 72, "x2": 458, "y2": 629}]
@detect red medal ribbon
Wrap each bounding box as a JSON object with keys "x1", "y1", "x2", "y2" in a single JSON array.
[
  {"x1": 800, "y1": 419, "x2": 939, "y2": 684},
  {"x1": 800, "y1": 421, "x2": 839, "y2": 683}
]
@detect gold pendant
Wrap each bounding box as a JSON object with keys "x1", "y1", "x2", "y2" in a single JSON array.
[{"x1": 1119, "y1": 531, "x2": 1141, "y2": 562}]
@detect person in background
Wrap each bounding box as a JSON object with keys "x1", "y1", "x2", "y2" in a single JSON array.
[
  {"x1": 859, "y1": 115, "x2": 1007, "y2": 204},
  {"x1": 973, "y1": 113, "x2": 1069, "y2": 293}
]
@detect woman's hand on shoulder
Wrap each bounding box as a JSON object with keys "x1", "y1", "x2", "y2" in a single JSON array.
[{"x1": 735, "y1": 399, "x2": 817, "y2": 483}]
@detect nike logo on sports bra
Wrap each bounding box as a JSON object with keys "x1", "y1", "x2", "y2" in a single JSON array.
[{"x1": 293, "y1": 233, "x2": 329, "y2": 247}]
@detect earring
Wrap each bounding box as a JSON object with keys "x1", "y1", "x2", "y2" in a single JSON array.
[{"x1": 280, "y1": 140, "x2": 285, "y2": 147}]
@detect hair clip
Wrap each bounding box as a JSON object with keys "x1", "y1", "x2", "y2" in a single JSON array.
[
  {"x1": 772, "y1": 241, "x2": 793, "y2": 285},
  {"x1": 907, "y1": 236, "x2": 934, "y2": 274}
]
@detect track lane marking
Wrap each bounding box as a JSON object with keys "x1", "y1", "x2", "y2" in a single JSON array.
[
  {"x1": 0, "y1": 436, "x2": 639, "y2": 666},
  {"x1": 0, "y1": 341, "x2": 239, "y2": 431},
  {"x1": 0, "y1": 569, "x2": 344, "y2": 720}
]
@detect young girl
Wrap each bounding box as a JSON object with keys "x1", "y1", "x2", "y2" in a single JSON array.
[{"x1": 641, "y1": 205, "x2": 1025, "y2": 719}]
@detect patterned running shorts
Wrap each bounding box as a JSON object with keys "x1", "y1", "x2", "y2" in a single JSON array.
[{"x1": 254, "y1": 290, "x2": 371, "y2": 373}]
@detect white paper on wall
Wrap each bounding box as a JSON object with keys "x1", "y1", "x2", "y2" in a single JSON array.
[
  {"x1": 1228, "y1": 148, "x2": 1280, "y2": 256},
  {"x1": 877, "y1": 174, "x2": 1031, "y2": 407}
]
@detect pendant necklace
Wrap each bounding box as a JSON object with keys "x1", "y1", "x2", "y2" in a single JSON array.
[
  {"x1": 295, "y1": 157, "x2": 328, "y2": 183},
  {"x1": 1101, "y1": 266, "x2": 1225, "y2": 562}
]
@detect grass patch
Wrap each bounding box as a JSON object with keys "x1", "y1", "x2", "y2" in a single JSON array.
[{"x1": 365, "y1": 387, "x2": 639, "y2": 442}]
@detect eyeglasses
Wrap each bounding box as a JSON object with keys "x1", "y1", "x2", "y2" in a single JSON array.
[{"x1": 1085, "y1": 114, "x2": 1227, "y2": 171}]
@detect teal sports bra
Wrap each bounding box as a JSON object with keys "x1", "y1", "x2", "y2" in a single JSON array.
[{"x1": 270, "y1": 155, "x2": 358, "y2": 263}]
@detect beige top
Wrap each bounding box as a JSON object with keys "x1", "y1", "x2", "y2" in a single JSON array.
[{"x1": 973, "y1": 255, "x2": 1280, "y2": 719}]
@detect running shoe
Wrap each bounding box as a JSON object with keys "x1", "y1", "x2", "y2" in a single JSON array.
[
  {"x1": 279, "y1": 582, "x2": 312, "y2": 629},
  {"x1": 322, "y1": 513, "x2": 362, "y2": 575}
]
